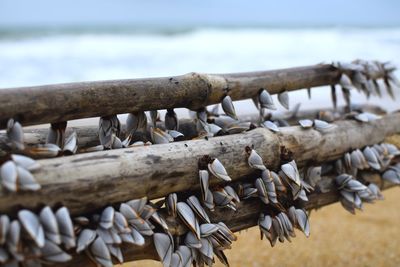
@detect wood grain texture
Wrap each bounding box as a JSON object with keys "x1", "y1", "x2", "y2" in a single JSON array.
[
  {"x1": 0, "y1": 113, "x2": 399, "y2": 216},
  {"x1": 0, "y1": 104, "x2": 386, "y2": 151},
  {"x1": 0, "y1": 64, "x2": 340, "y2": 129}
]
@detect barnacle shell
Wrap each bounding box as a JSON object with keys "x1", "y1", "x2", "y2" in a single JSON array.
[
  {"x1": 208, "y1": 158, "x2": 231, "y2": 181},
  {"x1": 90, "y1": 237, "x2": 113, "y2": 267},
  {"x1": 246, "y1": 148, "x2": 266, "y2": 170},
  {"x1": 298, "y1": 119, "x2": 313, "y2": 128},
  {"x1": 221, "y1": 95, "x2": 237, "y2": 120},
  {"x1": 154, "y1": 233, "x2": 173, "y2": 267},
  {"x1": 262, "y1": 121, "x2": 280, "y2": 132},
  {"x1": 55, "y1": 207, "x2": 75, "y2": 249},
  {"x1": 1, "y1": 161, "x2": 18, "y2": 192},
  {"x1": 259, "y1": 89, "x2": 276, "y2": 110},
  {"x1": 278, "y1": 91, "x2": 289, "y2": 110},
  {"x1": 99, "y1": 206, "x2": 115, "y2": 230},
  {"x1": 18, "y1": 210, "x2": 45, "y2": 247},
  {"x1": 41, "y1": 240, "x2": 72, "y2": 263},
  {"x1": 76, "y1": 229, "x2": 97, "y2": 253},
  {"x1": 200, "y1": 223, "x2": 219, "y2": 237},
  {"x1": 187, "y1": 195, "x2": 210, "y2": 223},
  {"x1": 177, "y1": 202, "x2": 200, "y2": 240}
]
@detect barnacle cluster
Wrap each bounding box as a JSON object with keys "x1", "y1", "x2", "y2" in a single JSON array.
[
  {"x1": 333, "y1": 60, "x2": 399, "y2": 109},
  {"x1": 244, "y1": 147, "x2": 312, "y2": 246},
  {"x1": 4, "y1": 119, "x2": 78, "y2": 159},
  {"x1": 0, "y1": 119, "x2": 79, "y2": 192},
  {"x1": 156, "y1": 194, "x2": 237, "y2": 267},
  {"x1": 0, "y1": 207, "x2": 75, "y2": 266},
  {"x1": 1, "y1": 120, "x2": 42, "y2": 192},
  {"x1": 0, "y1": 154, "x2": 41, "y2": 192},
  {"x1": 333, "y1": 143, "x2": 400, "y2": 214},
  {"x1": 0, "y1": 197, "x2": 169, "y2": 267}
]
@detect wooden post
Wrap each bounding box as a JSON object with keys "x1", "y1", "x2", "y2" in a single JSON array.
[
  {"x1": 0, "y1": 104, "x2": 386, "y2": 151},
  {"x1": 0, "y1": 113, "x2": 399, "y2": 216},
  {"x1": 0, "y1": 64, "x2": 340, "y2": 129}
]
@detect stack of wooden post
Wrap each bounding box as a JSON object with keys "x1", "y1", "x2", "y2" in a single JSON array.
[{"x1": 0, "y1": 61, "x2": 399, "y2": 267}]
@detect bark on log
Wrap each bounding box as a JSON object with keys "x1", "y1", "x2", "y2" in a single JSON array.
[
  {"x1": 0, "y1": 104, "x2": 386, "y2": 151},
  {"x1": 0, "y1": 64, "x2": 341, "y2": 129},
  {"x1": 57, "y1": 172, "x2": 396, "y2": 266},
  {"x1": 1, "y1": 113, "x2": 399, "y2": 216}
]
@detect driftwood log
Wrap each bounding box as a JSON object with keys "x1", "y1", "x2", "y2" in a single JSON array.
[
  {"x1": 58, "y1": 172, "x2": 394, "y2": 266},
  {"x1": 0, "y1": 64, "x2": 343, "y2": 129},
  {"x1": 1, "y1": 113, "x2": 399, "y2": 216},
  {"x1": 0, "y1": 104, "x2": 386, "y2": 150}
]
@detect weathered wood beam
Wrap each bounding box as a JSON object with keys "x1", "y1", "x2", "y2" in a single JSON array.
[
  {"x1": 57, "y1": 172, "x2": 395, "y2": 266},
  {"x1": 0, "y1": 64, "x2": 340, "y2": 129},
  {"x1": 0, "y1": 104, "x2": 386, "y2": 151},
  {"x1": 1, "y1": 113, "x2": 399, "y2": 216}
]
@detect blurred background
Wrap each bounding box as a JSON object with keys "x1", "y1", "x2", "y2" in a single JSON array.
[{"x1": 1, "y1": 0, "x2": 399, "y2": 266}]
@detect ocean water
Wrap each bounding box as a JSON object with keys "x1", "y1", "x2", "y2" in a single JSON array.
[{"x1": 0, "y1": 26, "x2": 399, "y2": 118}]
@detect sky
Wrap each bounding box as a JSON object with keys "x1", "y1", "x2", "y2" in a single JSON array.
[{"x1": 1, "y1": 0, "x2": 400, "y2": 28}]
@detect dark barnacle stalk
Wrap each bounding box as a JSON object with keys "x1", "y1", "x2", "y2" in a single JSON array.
[{"x1": 46, "y1": 122, "x2": 67, "y2": 149}]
